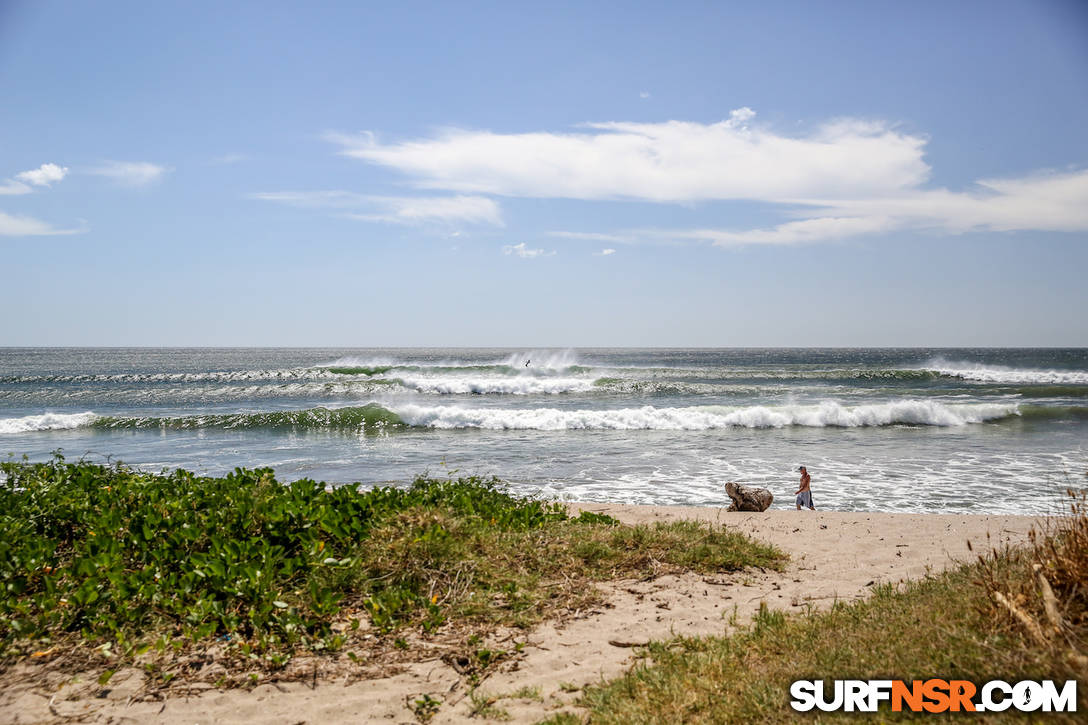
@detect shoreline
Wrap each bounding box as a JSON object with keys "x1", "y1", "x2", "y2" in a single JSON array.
[{"x1": 1, "y1": 506, "x2": 1043, "y2": 724}]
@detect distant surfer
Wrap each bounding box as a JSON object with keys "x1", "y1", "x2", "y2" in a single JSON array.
[
  {"x1": 795, "y1": 466, "x2": 815, "y2": 511},
  {"x1": 525, "y1": 359, "x2": 530, "y2": 367}
]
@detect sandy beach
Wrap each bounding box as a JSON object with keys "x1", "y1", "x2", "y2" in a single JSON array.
[{"x1": 0, "y1": 505, "x2": 1042, "y2": 724}]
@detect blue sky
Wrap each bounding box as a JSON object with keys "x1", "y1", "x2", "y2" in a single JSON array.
[{"x1": 2, "y1": 0, "x2": 1087, "y2": 346}]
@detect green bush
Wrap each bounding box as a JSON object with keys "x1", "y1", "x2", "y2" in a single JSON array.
[
  {"x1": 0, "y1": 455, "x2": 565, "y2": 655},
  {"x1": 0, "y1": 455, "x2": 783, "y2": 669}
]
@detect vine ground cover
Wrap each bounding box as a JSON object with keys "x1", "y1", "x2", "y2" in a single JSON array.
[{"x1": 0, "y1": 456, "x2": 783, "y2": 684}]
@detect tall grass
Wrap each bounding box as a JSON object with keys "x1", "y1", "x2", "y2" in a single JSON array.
[{"x1": 979, "y1": 484, "x2": 1088, "y2": 673}]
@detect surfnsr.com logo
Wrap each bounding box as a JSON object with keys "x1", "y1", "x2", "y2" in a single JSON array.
[{"x1": 790, "y1": 679, "x2": 1077, "y2": 713}]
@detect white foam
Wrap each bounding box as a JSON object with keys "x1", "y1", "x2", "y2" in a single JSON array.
[
  {"x1": 926, "y1": 360, "x2": 1088, "y2": 385},
  {"x1": 392, "y1": 373, "x2": 594, "y2": 395},
  {"x1": 0, "y1": 411, "x2": 98, "y2": 433},
  {"x1": 391, "y1": 400, "x2": 1019, "y2": 431}
]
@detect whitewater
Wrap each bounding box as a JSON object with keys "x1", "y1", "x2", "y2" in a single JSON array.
[{"x1": 1, "y1": 348, "x2": 1085, "y2": 514}]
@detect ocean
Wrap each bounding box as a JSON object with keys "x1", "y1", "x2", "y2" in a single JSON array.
[{"x1": 1, "y1": 348, "x2": 1085, "y2": 514}]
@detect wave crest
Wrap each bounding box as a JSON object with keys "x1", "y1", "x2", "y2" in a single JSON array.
[
  {"x1": 92, "y1": 404, "x2": 404, "y2": 432},
  {"x1": 0, "y1": 411, "x2": 99, "y2": 433},
  {"x1": 394, "y1": 400, "x2": 1021, "y2": 430},
  {"x1": 926, "y1": 360, "x2": 1088, "y2": 385}
]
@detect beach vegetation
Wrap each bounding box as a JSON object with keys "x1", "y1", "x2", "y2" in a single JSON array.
[{"x1": 0, "y1": 455, "x2": 783, "y2": 682}]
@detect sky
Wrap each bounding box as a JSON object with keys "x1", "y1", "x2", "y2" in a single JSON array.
[{"x1": 2, "y1": 0, "x2": 1087, "y2": 347}]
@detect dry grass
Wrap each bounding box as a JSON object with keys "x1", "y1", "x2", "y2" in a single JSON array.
[
  {"x1": 978, "y1": 483, "x2": 1088, "y2": 673},
  {"x1": 354, "y1": 508, "x2": 786, "y2": 632}
]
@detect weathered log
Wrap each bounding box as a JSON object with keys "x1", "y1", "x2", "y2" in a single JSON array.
[{"x1": 724, "y1": 482, "x2": 773, "y2": 512}]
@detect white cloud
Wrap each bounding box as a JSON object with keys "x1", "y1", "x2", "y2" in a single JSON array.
[
  {"x1": 348, "y1": 195, "x2": 502, "y2": 226},
  {"x1": 559, "y1": 168, "x2": 1088, "y2": 247},
  {"x1": 685, "y1": 168, "x2": 1088, "y2": 246},
  {"x1": 594, "y1": 248, "x2": 616, "y2": 256},
  {"x1": 328, "y1": 110, "x2": 1088, "y2": 247},
  {"x1": 0, "y1": 162, "x2": 69, "y2": 195},
  {"x1": 328, "y1": 111, "x2": 929, "y2": 202},
  {"x1": 728, "y1": 107, "x2": 755, "y2": 125},
  {"x1": 825, "y1": 170, "x2": 1088, "y2": 233},
  {"x1": 502, "y1": 242, "x2": 553, "y2": 258},
  {"x1": 15, "y1": 163, "x2": 68, "y2": 187},
  {"x1": 0, "y1": 210, "x2": 83, "y2": 236},
  {"x1": 88, "y1": 161, "x2": 171, "y2": 187},
  {"x1": 252, "y1": 190, "x2": 503, "y2": 226},
  {"x1": 639, "y1": 91, "x2": 651, "y2": 99}
]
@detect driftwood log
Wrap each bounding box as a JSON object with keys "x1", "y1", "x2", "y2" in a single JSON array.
[{"x1": 724, "y1": 482, "x2": 773, "y2": 512}]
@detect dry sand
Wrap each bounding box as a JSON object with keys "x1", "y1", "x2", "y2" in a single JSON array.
[{"x1": 0, "y1": 506, "x2": 1041, "y2": 724}]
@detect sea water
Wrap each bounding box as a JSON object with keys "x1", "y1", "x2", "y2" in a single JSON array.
[{"x1": 1, "y1": 348, "x2": 1084, "y2": 514}]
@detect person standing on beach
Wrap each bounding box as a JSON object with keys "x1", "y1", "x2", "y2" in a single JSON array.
[{"x1": 795, "y1": 466, "x2": 815, "y2": 511}]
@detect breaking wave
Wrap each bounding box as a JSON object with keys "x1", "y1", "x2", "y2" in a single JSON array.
[
  {"x1": 5, "y1": 401, "x2": 1084, "y2": 434},
  {"x1": 0, "y1": 406, "x2": 404, "y2": 433},
  {"x1": 392, "y1": 374, "x2": 596, "y2": 395},
  {"x1": 925, "y1": 361, "x2": 1088, "y2": 386},
  {"x1": 393, "y1": 400, "x2": 1023, "y2": 430},
  {"x1": 0, "y1": 411, "x2": 99, "y2": 434},
  {"x1": 92, "y1": 405, "x2": 405, "y2": 432}
]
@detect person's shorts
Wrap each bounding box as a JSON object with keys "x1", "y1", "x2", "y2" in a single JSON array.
[{"x1": 796, "y1": 490, "x2": 814, "y2": 508}]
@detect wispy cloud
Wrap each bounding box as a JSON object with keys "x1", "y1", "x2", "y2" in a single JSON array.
[
  {"x1": 250, "y1": 190, "x2": 371, "y2": 208},
  {"x1": 211, "y1": 153, "x2": 247, "y2": 165},
  {"x1": 549, "y1": 230, "x2": 631, "y2": 244},
  {"x1": 251, "y1": 190, "x2": 503, "y2": 226},
  {"x1": 347, "y1": 196, "x2": 502, "y2": 226},
  {"x1": 502, "y1": 242, "x2": 554, "y2": 258},
  {"x1": 88, "y1": 161, "x2": 171, "y2": 187},
  {"x1": 0, "y1": 162, "x2": 69, "y2": 195},
  {"x1": 555, "y1": 168, "x2": 1088, "y2": 248},
  {"x1": 639, "y1": 91, "x2": 651, "y2": 99},
  {"x1": 0, "y1": 210, "x2": 84, "y2": 236},
  {"x1": 0, "y1": 180, "x2": 31, "y2": 196},
  {"x1": 668, "y1": 168, "x2": 1088, "y2": 246},
  {"x1": 593, "y1": 248, "x2": 616, "y2": 256}
]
